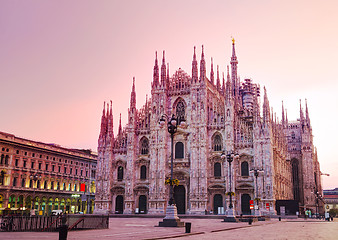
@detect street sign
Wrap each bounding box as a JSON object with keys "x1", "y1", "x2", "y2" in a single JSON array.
[
  {"x1": 266, "y1": 203, "x2": 270, "y2": 210},
  {"x1": 250, "y1": 200, "x2": 254, "y2": 210}
]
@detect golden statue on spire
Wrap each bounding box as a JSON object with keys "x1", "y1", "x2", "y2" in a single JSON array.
[{"x1": 232, "y1": 37, "x2": 235, "y2": 44}]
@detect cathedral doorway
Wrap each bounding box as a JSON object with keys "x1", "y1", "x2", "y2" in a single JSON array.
[
  {"x1": 138, "y1": 195, "x2": 147, "y2": 214},
  {"x1": 174, "y1": 185, "x2": 186, "y2": 214},
  {"x1": 115, "y1": 195, "x2": 124, "y2": 214},
  {"x1": 241, "y1": 194, "x2": 251, "y2": 215},
  {"x1": 213, "y1": 194, "x2": 223, "y2": 214}
]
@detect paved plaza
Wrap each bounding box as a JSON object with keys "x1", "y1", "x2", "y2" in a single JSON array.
[{"x1": 0, "y1": 217, "x2": 337, "y2": 240}]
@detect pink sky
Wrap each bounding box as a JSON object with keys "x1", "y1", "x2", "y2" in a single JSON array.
[{"x1": 1, "y1": 0, "x2": 337, "y2": 189}]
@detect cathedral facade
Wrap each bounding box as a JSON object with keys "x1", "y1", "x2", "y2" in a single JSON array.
[{"x1": 94, "y1": 41, "x2": 323, "y2": 216}]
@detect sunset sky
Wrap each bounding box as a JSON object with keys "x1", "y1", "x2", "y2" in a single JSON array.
[{"x1": 1, "y1": 0, "x2": 337, "y2": 189}]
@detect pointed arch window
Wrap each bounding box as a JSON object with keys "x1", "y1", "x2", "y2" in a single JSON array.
[
  {"x1": 213, "y1": 134, "x2": 222, "y2": 151},
  {"x1": 241, "y1": 161, "x2": 249, "y2": 176},
  {"x1": 176, "y1": 100, "x2": 185, "y2": 121},
  {"x1": 214, "y1": 162, "x2": 221, "y2": 177},
  {"x1": 140, "y1": 165, "x2": 147, "y2": 180},
  {"x1": 117, "y1": 166, "x2": 124, "y2": 181},
  {"x1": 140, "y1": 137, "x2": 149, "y2": 155},
  {"x1": 175, "y1": 142, "x2": 184, "y2": 159}
]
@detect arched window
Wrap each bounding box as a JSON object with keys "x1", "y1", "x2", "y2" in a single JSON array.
[
  {"x1": 29, "y1": 179, "x2": 33, "y2": 188},
  {"x1": 0, "y1": 171, "x2": 5, "y2": 185},
  {"x1": 51, "y1": 181, "x2": 54, "y2": 190},
  {"x1": 5, "y1": 155, "x2": 9, "y2": 165},
  {"x1": 175, "y1": 142, "x2": 184, "y2": 159},
  {"x1": 214, "y1": 162, "x2": 221, "y2": 177},
  {"x1": 140, "y1": 165, "x2": 146, "y2": 180},
  {"x1": 176, "y1": 100, "x2": 185, "y2": 121},
  {"x1": 213, "y1": 134, "x2": 222, "y2": 151},
  {"x1": 117, "y1": 166, "x2": 124, "y2": 181},
  {"x1": 291, "y1": 132, "x2": 295, "y2": 140},
  {"x1": 37, "y1": 180, "x2": 41, "y2": 189},
  {"x1": 21, "y1": 178, "x2": 25, "y2": 187},
  {"x1": 0, "y1": 154, "x2": 4, "y2": 165},
  {"x1": 44, "y1": 181, "x2": 48, "y2": 189},
  {"x1": 140, "y1": 138, "x2": 149, "y2": 155},
  {"x1": 241, "y1": 161, "x2": 249, "y2": 176}
]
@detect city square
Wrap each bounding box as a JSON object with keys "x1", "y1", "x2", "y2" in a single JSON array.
[{"x1": 0, "y1": 217, "x2": 337, "y2": 240}]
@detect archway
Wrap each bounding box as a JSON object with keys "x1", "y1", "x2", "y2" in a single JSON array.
[
  {"x1": 139, "y1": 195, "x2": 147, "y2": 214},
  {"x1": 115, "y1": 195, "x2": 124, "y2": 214},
  {"x1": 241, "y1": 194, "x2": 251, "y2": 215},
  {"x1": 213, "y1": 194, "x2": 223, "y2": 214},
  {"x1": 174, "y1": 185, "x2": 186, "y2": 214}
]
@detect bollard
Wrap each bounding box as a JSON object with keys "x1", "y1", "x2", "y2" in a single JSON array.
[
  {"x1": 279, "y1": 217, "x2": 281, "y2": 221},
  {"x1": 248, "y1": 218, "x2": 253, "y2": 225},
  {"x1": 185, "y1": 222, "x2": 191, "y2": 233},
  {"x1": 59, "y1": 224, "x2": 68, "y2": 240}
]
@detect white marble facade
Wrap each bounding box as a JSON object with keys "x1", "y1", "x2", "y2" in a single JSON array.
[{"x1": 94, "y1": 42, "x2": 322, "y2": 216}]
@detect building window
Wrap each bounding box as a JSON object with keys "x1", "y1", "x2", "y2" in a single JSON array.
[
  {"x1": 75, "y1": 169, "x2": 78, "y2": 175},
  {"x1": 5, "y1": 155, "x2": 9, "y2": 165},
  {"x1": 91, "y1": 170, "x2": 96, "y2": 178},
  {"x1": 13, "y1": 177, "x2": 17, "y2": 187},
  {"x1": 117, "y1": 166, "x2": 124, "y2": 181},
  {"x1": 38, "y1": 162, "x2": 42, "y2": 170},
  {"x1": 44, "y1": 180, "x2": 48, "y2": 189},
  {"x1": 29, "y1": 179, "x2": 33, "y2": 188},
  {"x1": 16, "y1": 150, "x2": 19, "y2": 154},
  {"x1": 21, "y1": 178, "x2": 25, "y2": 187},
  {"x1": 140, "y1": 137, "x2": 149, "y2": 155},
  {"x1": 58, "y1": 166, "x2": 61, "y2": 172},
  {"x1": 241, "y1": 161, "x2": 249, "y2": 176},
  {"x1": 0, "y1": 154, "x2": 4, "y2": 165},
  {"x1": 213, "y1": 134, "x2": 222, "y2": 151},
  {"x1": 68, "y1": 183, "x2": 71, "y2": 191},
  {"x1": 81, "y1": 170, "x2": 83, "y2": 176},
  {"x1": 214, "y1": 162, "x2": 221, "y2": 177},
  {"x1": 70, "y1": 168, "x2": 73, "y2": 174},
  {"x1": 15, "y1": 159, "x2": 19, "y2": 167},
  {"x1": 52, "y1": 165, "x2": 55, "y2": 171},
  {"x1": 36, "y1": 180, "x2": 40, "y2": 188},
  {"x1": 175, "y1": 142, "x2": 184, "y2": 159},
  {"x1": 86, "y1": 171, "x2": 88, "y2": 177},
  {"x1": 291, "y1": 132, "x2": 295, "y2": 140},
  {"x1": 0, "y1": 171, "x2": 5, "y2": 185},
  {"x1": 57, "y1": 182, "x2": 60, "y2": 190},
  {"x1": 176, "y1": 100, "x2": 185, "y2": 121},
  {"x1": 64, "y1": 167, "x2": 67, "y2": 174},
  {"x1": 74, "y1": 184, "x2": 77, "y2": 191},
  {"x1": 31, "y1": 162, "x2": 34, "y2": 169},
  {"x1": 51, "y1": 181, "x2": 54, "y2": 190},
  {"x1": 23, "y1": 161, "x2": 27, "y2": 168},
  {"x1": 140, "y1": 165, "x2": 147, "y2": 180},
  {"x1": 63, "y1": 182, "x2": 66, "y2": 190}
]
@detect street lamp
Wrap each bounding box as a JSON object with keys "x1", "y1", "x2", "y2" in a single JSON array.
[
  {"x1": 30, "y1": 173, "x2": 41, "y2": 213},
  {"x1": 159, "y1": 114, "x2": 185, "y2": 227},
  {"x1": 249, "y1": 168, "x2": 264, "y2": 216},
  {"x1": 222, "y1": 151, "x2": 238, "y2": 221}
]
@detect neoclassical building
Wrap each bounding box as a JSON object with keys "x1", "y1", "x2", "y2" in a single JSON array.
[
  {"x1": 0, "y1": 131, "x2": 97, "y2": 215},
  {"x1": 95, "y1": 41, "x2": 323, "y2": 216}
]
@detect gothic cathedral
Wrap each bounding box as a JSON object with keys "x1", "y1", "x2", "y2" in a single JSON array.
[{"x1": 94, "y1": 41, "x2": 323, "y2": 216}]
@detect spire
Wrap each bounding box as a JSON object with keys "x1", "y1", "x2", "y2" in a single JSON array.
[
  {"x1": 300, "y1": 99, "x2": 304, "y2": 122},
  {"x1": 118, "y1": 113, "x2": 122, "y2": 137},
  {"x1": 161, "y1": 50, "x2": 166, "y2": 87},
  {"x1": 225, "y1": 66, "x2": 231, "y2": 99},
  {"x1": 153, "y1": 51, "x2": 159, "y2": 87},
  {"x1": 130, "y1": 77, "x2": 136, "y2": 110},
  {"x1": 282, "y1": 101, "x2": 285, "y2": 125},
  {"x1": 305, "y1": 98, "x2": 311, "y2": 127},
  {"x1": 222, "y1": 72, "x2": 226, "y2": 93},
  {"x1": 263, "y1": 87, "x2": 270, "y2": 123},
  {"x1": 210, "y1": 58, "x2": 214, "y2": 84},
  {"x1": 216, "y1": 65, "x2": 221, "y2": 90},
  {"x1": 107, "y1": 100, "x2": 114, "y2": 140},
  {"x1": 200, "y1": 45, "x2": 206, "y2": 82},
  {"x1": 99, "y1": 101, "x2": 107, "y2": 137},
  {"x1": 192, "y1": 46, "x2": 198, "y2": 83},
  {"x1": 230, "y1": 38, "x2": 238, "y2": 95}
]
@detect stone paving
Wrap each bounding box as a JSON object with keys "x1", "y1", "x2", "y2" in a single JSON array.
[{"x1": 0, "y1": 217, "x2": 337, "y2": 240}]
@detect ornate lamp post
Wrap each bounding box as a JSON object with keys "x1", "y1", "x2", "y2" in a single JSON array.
[
  {"x1": 30, "y1": 173, "x2": 41, "y2": 214},
  {"x1": 159, "y1": 114, "x2": 185, "y2": 227},
  {"x1": 249, "y1": 168, "x2": 264, "y2": 216},
  {"x1": 222, "y1": 151, "x2": 238, "y2": 221}
]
